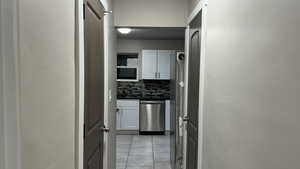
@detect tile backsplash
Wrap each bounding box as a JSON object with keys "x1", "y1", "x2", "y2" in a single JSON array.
[{"x1": 117, "y1": 80, "x2": 170, "y2": 100}]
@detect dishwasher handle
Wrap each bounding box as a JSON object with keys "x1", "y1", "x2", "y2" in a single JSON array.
[{"x1": 140, "y1": 100, "x2": 165, "y2": 104}]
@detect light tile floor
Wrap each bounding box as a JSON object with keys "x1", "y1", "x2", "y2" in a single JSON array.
[{"x1": 117, "y1": 135, "x2": 171, "y2": 169}]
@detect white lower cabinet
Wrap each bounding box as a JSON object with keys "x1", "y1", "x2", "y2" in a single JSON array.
[{"x1": 117, "y1": 100, "x2": 139, "y2": 130}]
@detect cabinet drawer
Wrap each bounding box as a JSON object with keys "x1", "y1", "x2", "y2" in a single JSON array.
[{"x1": 117, "y1": 99, "x2": 139, "y2": 107}]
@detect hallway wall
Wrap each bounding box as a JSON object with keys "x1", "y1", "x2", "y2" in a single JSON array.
[
  {"x1": 18, "y1": 0, "x2": 75, "y2": 169},
  {"x1": 203, "y1": 0, "x2": 300, "y2": 169},
  {"x1": 117, "y1": 39, "x2": 184, "y2": 55},
  {"x1": 188, "y1": 0, "x2": 200, "y2": 14},
  {"x1": 0, "y1": 36, "x2": 4, "y2": 169},
  {"x1": 0, "y1": 1, "x2": 5, "y2": 167},
  {"x1": 1, "y1": 0, "x2": 22, "y2": 169},
  {"x1": 114, "y1": 0, "x2": 188, "y2": 27}
]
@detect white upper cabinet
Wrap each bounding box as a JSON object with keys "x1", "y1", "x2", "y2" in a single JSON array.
[
  {"x1": 142, "y1": 50, "x2": 158, "y2": 79},
  {"x1": 157, "y1": 50, "x2": 172, "y2": 80},
  {"x1": 142, "y1": 50, "x2": 173, "y2": 80}
]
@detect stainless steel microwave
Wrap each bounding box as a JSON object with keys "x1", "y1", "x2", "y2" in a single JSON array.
[{"x1": 117, "y1": 67, "x2": 138, "y2": 81}]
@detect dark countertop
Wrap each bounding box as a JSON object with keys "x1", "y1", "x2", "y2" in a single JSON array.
[
  {"x1": 117, "y1": 95, "x2": 170, "y2": 100},
  {"x1": 117, "y1": 97, "x2": 170, "y2": 100}
]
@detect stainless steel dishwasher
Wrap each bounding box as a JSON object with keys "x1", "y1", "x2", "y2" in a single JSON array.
[{"x1": 140, "y1": 100, "x2": 165, "y2": 134}]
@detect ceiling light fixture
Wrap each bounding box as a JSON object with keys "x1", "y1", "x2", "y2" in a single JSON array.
[{"x1": 117, "y1": 28, "x2": 132, "y2": 34}]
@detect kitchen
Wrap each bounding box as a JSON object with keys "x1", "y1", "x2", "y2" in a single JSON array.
[{"x1": 115, "y1": 27, "x2": 185, "y2": 169}]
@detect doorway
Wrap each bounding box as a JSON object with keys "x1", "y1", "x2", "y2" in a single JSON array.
[
  {"x1": 79, "y1": 3, "x2": 207, "y2": 169},
  {"x1": 115, "y1": 27, "x2": 185, "y2": 169}
]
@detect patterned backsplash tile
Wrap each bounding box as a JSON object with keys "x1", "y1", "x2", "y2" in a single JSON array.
[{"x1": 117, "y1": 80, "x2": 170, "y2": 100}]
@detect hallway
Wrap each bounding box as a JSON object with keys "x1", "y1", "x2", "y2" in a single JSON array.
[
  {"x1": 117, "y1": 135, "x2": 171, "y2": 169},
  {"x1": 2, "y1": 0, "x2": 300, "y2": 169}
]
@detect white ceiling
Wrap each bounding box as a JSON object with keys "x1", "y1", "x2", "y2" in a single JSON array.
[{"x1": 116, "y1": 27, "x2": 185, "y2": 40}]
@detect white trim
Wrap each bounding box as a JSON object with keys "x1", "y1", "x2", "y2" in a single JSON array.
[
  {"x1": 103, "y1": 9, "x2": 110, "y2": 169},
  {"x1": 75, "y1": 0, "x2": 85, "y2": 169},
  {"x1": 182, "y1": 26, "x2": 190, "y2": 169},
  {"x1": 197, "y1": 6, "x2": 208, "y2": 169},
  {"x1": 99, "y1": 0, "x2": 108, "y2": 10},
  {"x1": 187, "y1": 0, "x2": 208, "y2": 26},
  {"x1": 186, "y1": 1, "x2": 208, "y2": 169},
  {"x1": 0, "y1": 0, "x2": 22, "y2": 168},
  {"x1": 117, "y1": 79, "x2": 139, "y2": 82},
  {"x1": 103, "y1": 9, "x2": 117, "y2": 169}
]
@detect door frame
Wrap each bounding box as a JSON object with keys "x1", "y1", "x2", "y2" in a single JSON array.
[
  {"x1": 0, "y1": 0, "x2": 22, "y2": 168},
  {"x1": 184, "y1": 1, "x2": 208, "y2": 169},
  {"x1": 182, "y1": 26, "x2": 189, "y2": 169},
  {"x1": 75, "y1": 0, "x2": 114, "y2": 169}
]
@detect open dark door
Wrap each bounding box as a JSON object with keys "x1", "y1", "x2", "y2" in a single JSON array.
[
  {"x1": 84, "y1": 0, "x2": 105, "y2": 169},
  {"x1": 186, "y1": 11, "x2": 202, "y2": 169}
]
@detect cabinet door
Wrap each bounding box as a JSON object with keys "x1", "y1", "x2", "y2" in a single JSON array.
[
  {"x1": 117, "y1": 100, "x2": 139, "y2": 130},
  {"x1": 142, "y1": 50, "x2": 157, "y2": 79},
  {"x1": 121, "y1": 107, "x2": 139, "y2": 130},
  {"x1": 157, "y1": 50, "x2": 172, "y2": 79}
]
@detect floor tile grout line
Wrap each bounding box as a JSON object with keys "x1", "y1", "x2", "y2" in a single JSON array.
[
  {"x1": 152, "y1": 136, "x2": 155, "y2": 169},
  {"x1": 124, "y1": 135, "x2": 133, "y2": 169}
]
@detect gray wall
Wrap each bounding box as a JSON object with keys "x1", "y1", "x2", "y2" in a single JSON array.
[
  {"x1": 17, "y1": 0, "x2": 117, "y2": 169},
  {"x1": 1, "y1": 0, "x2": 22, "y2": 169},
  {"x1": 0, "y1": 19, "x2": 4, "y2": 169},
  {"x1": 18, "y1": 0, "x2": 75, "y2": 169},
  {"x1": 114, "y1": 0, "x2": 188, "y2": 27},
  {"x1": 0, "y1": 1, "x2": 4, "y2": 167},
  {"x1": 188, "y1": 0, "x2": 200, "y2": 13},
  {"x1": 203, "y1": 0, "x2": 300, "y2": 169},
  {"x1": 118, "y1": 39, "x2": 185, "y2": 54},
  {"x1": 0, "y1": 85, "x2": 3, "y2": 169}
]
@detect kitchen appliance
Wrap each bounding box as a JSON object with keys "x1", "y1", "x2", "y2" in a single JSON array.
[
  {"x1": 139, "y1": 100, "x2": 165, "y2": 134},
  {"x1": 117, "y1": 53, "x2": 139, "y2": 81},
  {"x1": 117, "y1": 66, "x2": 138, "y2": 81}
]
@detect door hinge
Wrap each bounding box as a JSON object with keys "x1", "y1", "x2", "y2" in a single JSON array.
[{"x1": 83, "y1": 4, "x2": 86, "y2": 20}]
